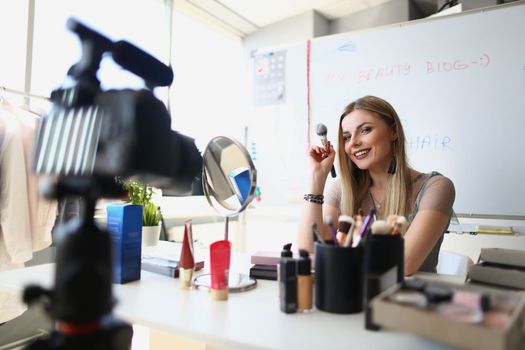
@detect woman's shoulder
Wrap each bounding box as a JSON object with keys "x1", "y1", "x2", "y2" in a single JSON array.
[
  {"x1": 415, "y1": 171, "x2": 454, "y2": 185},
  {"x1": 415, "y1": 171, "x2": 455, "y2": 196}
]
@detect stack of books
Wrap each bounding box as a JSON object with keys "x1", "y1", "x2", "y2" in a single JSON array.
[
  {"x1": 142, "y1": 256, "x2": 204, "y2": 278},
  {"x1": 468, "y1": 248, "x2": 525, "y2": 289},
  {"x1": 249, "y1": 251, "x2": 282, "y2": 280}
]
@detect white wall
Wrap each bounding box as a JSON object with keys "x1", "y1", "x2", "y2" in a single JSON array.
[
  {"x1": 242, "y1": 1, "x2": 413, "y2": 55},
  {"x1": 329, "y1": 0, "x2": 410, "y2": 34},
  {"x1": 438, "y1": 0, "x2": 501, "y2": 10},
  {"x1": 242, "y1": 10, "x2": 318, "y2": 54}
]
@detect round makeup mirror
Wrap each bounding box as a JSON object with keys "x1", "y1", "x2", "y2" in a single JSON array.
[
  {"x1": 201, "y1": 136, "x2": 257, "y2": 240},
  {"x1": 196, "y1": 136, "x2": 257, "y2": 292}
]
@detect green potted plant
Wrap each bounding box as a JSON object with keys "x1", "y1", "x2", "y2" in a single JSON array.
[{"x1": 121, "y1": 179, "x2": 162, "y2": 246}]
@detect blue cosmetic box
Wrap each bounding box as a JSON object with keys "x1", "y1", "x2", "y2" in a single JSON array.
[
  {"x1": 228, "y1": 167, "x2": 251, "y2": 204},
  {"x1": 107, "y1": 204, "x2": 143, "y2": 284}
]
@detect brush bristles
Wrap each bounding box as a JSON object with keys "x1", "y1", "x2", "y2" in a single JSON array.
[
  {"x1": 316, "y1": 123, "x2": 327, "y2": 136},
  {"x1": 338, "y1": 215, "x2": 353, "y2": 223},
  {"x1": 338, "y1": 215, "x2": 353, "y2": 233},
  {"x1": 338, "y1": 221, "x2": 352, "y2": 234},
  {"x1": 371, "y1": 220, "x2": 391, "y2": 235}
]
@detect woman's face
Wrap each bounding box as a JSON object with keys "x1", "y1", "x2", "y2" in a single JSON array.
[{"x1": 341, "y1": 109, "x2": 397, "y2": 172}]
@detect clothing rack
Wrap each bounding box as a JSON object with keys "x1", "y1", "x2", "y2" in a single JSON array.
[{"x1": 0, "y1": 85, "x2": 50, "y2": 101}]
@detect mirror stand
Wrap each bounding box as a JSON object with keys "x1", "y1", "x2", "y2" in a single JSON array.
[
  {"x1": 197, "y1": 136, "x2": 258, "y2": 292},
  {"x1": 224, "y1": 216, "x2": 229, "y2": 241}
]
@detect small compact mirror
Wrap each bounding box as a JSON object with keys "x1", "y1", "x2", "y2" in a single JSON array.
[{"x1": 196, "y1": 136, "x2": 257, "y2": 292}]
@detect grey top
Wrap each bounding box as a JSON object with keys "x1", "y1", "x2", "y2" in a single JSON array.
[{"x1": 325, "y1": 172, "x2": 456, "y2": 272}]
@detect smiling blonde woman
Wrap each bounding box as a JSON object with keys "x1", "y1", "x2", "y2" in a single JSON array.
[{"x1": 298, "y1": 95, "x2": 455, "y2": 275}]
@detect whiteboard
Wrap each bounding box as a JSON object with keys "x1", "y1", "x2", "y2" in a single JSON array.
[{"x1": 309, "y1": 4, "x2": 525, "y2": 217}]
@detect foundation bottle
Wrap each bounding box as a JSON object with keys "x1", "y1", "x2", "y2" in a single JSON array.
[{"x1": 297, "y1": 249, "x2": 313, "y2": 312}]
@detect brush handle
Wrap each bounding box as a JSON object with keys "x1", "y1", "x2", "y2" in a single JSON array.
[{"x1": 330, "y1": 165, "x2": 336, "y2": 178}]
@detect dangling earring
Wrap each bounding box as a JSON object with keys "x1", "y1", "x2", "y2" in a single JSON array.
[
  {"x1": 388, "y1": 141, "x2": 397, "y2": 175},
  {"x1": 387, "y1": 156, "x2": 397, "y2": 174}
]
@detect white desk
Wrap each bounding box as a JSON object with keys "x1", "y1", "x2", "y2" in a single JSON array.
[{"x1": 0, "y1": 242, "x2": 458, "y2": 350}]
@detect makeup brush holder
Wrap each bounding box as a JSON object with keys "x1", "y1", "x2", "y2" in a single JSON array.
[
  {"x1": 364, "y1": 234, "x2": 404, "y2": 282},
  {"x1": 363, "y1": 234, "x2": 404, "y2": 330},
  {"x1": 314, "y1": 242, "x2": 363, "y2": 314}
]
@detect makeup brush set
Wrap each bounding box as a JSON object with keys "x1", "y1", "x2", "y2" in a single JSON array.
[{"x1": 312, "y1": 209, "x2": 407, "y2": 317}]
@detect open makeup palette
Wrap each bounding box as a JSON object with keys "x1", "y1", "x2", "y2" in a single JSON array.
[{"x1": 372, "y1": 279, "x2": 525, "y2": 350}]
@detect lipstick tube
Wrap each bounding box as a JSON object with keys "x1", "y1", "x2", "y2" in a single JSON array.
[
  {"x1": 179, "y1": 220, "x2": 195, "y2": 289},
  {"x1": 210, "y1": 240, "x2": 231, "y2": 301}
]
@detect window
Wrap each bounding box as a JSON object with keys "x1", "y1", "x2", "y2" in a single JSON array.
[
  {"x1": 31, "y1": 0, "x2": 169, "y2": 95},
  {"x1": 0, "y1": 0, "x2": 29, "y2": 104},
  {"x1": 5, "y1": 0, "x2": 247, "y2": 152},
  {"x1": 169, "y1": 8, "x2": 247, "y2": 150}
]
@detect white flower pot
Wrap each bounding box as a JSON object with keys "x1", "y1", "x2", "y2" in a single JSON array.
[{"x1": 142, "y1": 224, "x2": 161, "y2": 247}]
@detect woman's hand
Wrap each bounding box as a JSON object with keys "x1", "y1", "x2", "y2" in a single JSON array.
[{"x1": 308, "y1": 142, "x2": 335, "y2": 180}]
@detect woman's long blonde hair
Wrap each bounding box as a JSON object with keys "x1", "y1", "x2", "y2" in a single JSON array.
[{"x1": 337, "y1": 96, "x2": 412, "y2": 218}]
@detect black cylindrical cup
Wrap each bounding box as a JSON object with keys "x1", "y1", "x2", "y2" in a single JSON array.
[
  {"x1": 314, "y1": 242, "x2": 363, "y2": 314},
  {"x1": 364, "y1": 234, "x2": 404, "y2": 281},
  {"x1": 364, "y1": 234, "x2": 404, "y2": 330}
]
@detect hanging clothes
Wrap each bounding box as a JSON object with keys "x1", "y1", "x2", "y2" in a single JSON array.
[
  {"x1": 0, "y1": 98, "x2": 57, "y2": 259},
  {"x1": 0, "y1": 99, "x2": 32, "y2": 322},
  {"x1": 0, "y1": 100, "x2": 33, "y2": 268},
  {"x1": 14, "y1": 105, "x2": 56, "y2": 251},
  {"x1": 0, "y1": 97, "x2": 57, "y2": 323}
]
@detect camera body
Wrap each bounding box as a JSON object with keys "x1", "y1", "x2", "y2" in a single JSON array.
[{"x1": 34, "y1": 87, "x2": 201, "y2": 195}]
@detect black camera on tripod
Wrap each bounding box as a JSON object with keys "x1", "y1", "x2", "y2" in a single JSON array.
[{"x1": 22, "y1": 18, "x2": 202, "y2": 350}]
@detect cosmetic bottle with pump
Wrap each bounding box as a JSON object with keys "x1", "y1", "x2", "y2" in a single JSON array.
[
  {"x1": 297, "y1": 249, "x2": 313, "y2": 312},
  {"x1": 279, "y1": 245, "x2": 297, "y2": 313},
  {"x1": 277, "y1": 243, "x2": 293, "y2": 286}
]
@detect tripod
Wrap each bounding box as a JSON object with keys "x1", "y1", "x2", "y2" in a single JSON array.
[
  {"x1": 20, "y1": 18, "x2": 201, "y2": 348},
  {"x1": 23, "y1": 177, "x2": 133, "y2": 350}
]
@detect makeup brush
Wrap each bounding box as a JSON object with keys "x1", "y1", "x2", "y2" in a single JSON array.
[
  {"x1": 315, "y1": 123, "x2": 336, "y2": 178},
  {"x1": 371, "y1": 220, "x2": 391, "y2": 235},
  {"x1": 337, "y1": 215, "x2": 354, "y2": 246},
  {"x1": 325, "y1": 216, "x2": 339, "y2": 245},
  {"x1": 312, "y1": 223, "x2": 326, "y2": 244},
  {"x1": 390, "y1": 215, "x2": 408, "y2": 236},
  {"x1": 386, "y1": 214, "x2": 398, "y2": 227}
]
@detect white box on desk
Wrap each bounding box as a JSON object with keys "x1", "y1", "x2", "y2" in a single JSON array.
[
  {"x1": 479, "y1": 248, "x2": 525, "y2": 267},
  {"x1": 372, "y1": 281, "x2": 525, "y2": 350},
  {"x1": 468, "y1": 248, "x2": 525, "y2": 289},
  {"x1": 468, "y1": 264, "x2": 525, "y2": 290}
]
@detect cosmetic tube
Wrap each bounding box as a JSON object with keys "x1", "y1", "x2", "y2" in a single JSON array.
[
  {"x1": 179, "y1": 220, "x2": 195, "y2": 289},
  {"x1": 279, "y1": 254, "x2": 298, "y2": 313},
  {"x1": 297, "y1": 249, "x2": 313, "y2": 312},
  {"x1": 210, "y1": 240, "x2": 231, "y2": 301}
]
